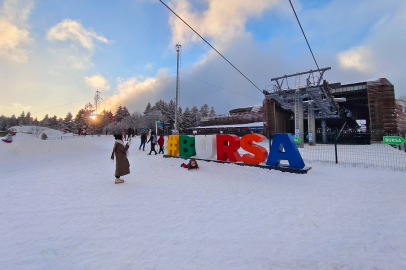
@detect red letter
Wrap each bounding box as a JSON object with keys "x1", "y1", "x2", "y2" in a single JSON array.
[
  {"x1": 240, "y1": 134, "x2": 268, "y2": 165},
  {"x1": 216, "y1": 135, "x2": 241, "y2": 162}
]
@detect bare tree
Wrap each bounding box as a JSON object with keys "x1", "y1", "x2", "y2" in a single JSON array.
[{"x1": 30, "y1": 126, "x2": 46, "y2": 138}]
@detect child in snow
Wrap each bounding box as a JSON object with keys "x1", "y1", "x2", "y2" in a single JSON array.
[
  {"x1": 158, "y1": 135, "x2": 165, "y2": 154},
  {"x1": 181, "y1": 158, "x2": 199, "y2": 171},
  {"x1": 111, "y1": 134, "x2": 132, "y2": 184},
  {"x1": 1, "y1": 133, "x2": 13, "y2": 143}
]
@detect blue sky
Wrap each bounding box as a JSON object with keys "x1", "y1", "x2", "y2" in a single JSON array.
[{"x1": 1, "y1": 0, "x2": 406, "y2": 119}]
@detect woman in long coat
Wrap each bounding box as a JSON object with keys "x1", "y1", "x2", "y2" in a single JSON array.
[{"x1": 111, "y1": 134, "x2": 132, "y2": 184}]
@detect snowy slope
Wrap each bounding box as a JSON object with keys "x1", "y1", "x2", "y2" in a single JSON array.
[
  {"x1": 1, "y1": 134, "x2": 406, "y2": 269},
  {"x1": 10, "y1": 126, "x2": 73, "y2": 138}
]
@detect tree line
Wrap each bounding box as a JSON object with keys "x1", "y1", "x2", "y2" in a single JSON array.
[{"x1": 0, "y1": 99, "x2": 217, "y2": 135}]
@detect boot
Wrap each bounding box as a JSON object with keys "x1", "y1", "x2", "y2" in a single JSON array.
[{"x1": 115, "y1": 178, "x2": 124, "y2": 184}]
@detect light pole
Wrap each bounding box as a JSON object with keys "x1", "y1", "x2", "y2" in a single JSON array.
[{"x1": 173, "y1": 43, "x2": 182, "y2": 135}]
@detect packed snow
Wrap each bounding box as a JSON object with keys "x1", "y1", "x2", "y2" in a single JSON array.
[{"x1": 1, "y1": 132, "x2": 406, "y2": 269}]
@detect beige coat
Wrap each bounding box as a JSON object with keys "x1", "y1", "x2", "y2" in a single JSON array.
[{"x1": 111, "y1": 142, "x2": 130, "y2": 177}]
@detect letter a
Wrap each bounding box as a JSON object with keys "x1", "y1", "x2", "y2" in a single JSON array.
[{"x1": 266, "y1": 133, "x2": 305, "y2": 169}]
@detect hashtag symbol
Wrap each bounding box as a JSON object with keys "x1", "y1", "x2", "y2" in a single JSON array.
[{"x1": 166, "y1": 135, "x2": 179, "y2": 156}]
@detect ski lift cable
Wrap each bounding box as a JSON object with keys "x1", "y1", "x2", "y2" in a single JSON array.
[
  {"x1": 180, "y1": 72, "x2": 263, "y2": 101},
  {"x1": 159, "y1": 0, "x2": 264, "y2": 95},
  {"x1": 288, "y1": 0, "x2": 321, "y2": 76}
]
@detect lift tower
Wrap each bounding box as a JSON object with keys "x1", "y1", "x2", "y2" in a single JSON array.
[{"x1": 94, "y1": 90, "x2": 102, "y2": 115}]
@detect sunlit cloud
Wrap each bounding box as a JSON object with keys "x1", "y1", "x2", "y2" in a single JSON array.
[
  {"x1": 168, "y1": 0, "x2": 279, "y2": 49},
  {"x1": 0, "y1": 18, "x2": 32, "y2": 62},
  {"x1": 338, "y1": 46, "x2": 375, "y2": 73},
  {"x1": 0, "y1": 0, "x2": 33, "y2": 62},
  {"x1": 85, "y1": 74, "x2": 110, "y2": 90},
  {"x1": 47, "y1": 19, "x2": 110, "y2": 50},
  {"x1": 103, "y1": 69, "x2": 172, "y2": 112}
]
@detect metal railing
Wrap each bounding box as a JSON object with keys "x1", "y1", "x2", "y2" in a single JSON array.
[{"x1": 298, "y1": 130, "x2": 406, "y2": 171}]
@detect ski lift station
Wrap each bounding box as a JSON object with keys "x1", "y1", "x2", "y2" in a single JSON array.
[{"x1": 197, "y1": 68, "x2": 404, "y2": 144}]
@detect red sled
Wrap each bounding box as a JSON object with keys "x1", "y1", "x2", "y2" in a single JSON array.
[{"x1": 2, "y1": 140, "x2": 12, "y2": 143}]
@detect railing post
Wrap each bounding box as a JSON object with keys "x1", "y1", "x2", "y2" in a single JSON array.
[{"x1": 334, "y1": 130, "x2": 338, "y2": 164}]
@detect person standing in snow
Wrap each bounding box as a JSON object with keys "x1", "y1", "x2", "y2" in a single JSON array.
[
  {"x1": 123, "y1": 129, "x2": 128, "y2": 141},
  {"x1": 139, "y1": 131, "x2": 147, "y2": 151},
  {"x1": 111, "y1": 134, "x2": 132, "y2": 184},
  {"x1": 158, "y1": 135, "x2": 165, "y2": 154},
  {"x1": 147, "y1": 131, "x2": 157, "y2": 155}
]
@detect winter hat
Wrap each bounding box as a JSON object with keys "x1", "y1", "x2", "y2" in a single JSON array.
[
  {"x1": 114, "y1": 134, "x2": 123, "y2": 140},
  {"x1": 189, "y1": 158, "x2": 198, "y2": 166}
]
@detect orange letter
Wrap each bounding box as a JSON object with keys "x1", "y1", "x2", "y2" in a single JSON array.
[{"x1": 240, "y1": 134, "x2": 268, "y2": 164}]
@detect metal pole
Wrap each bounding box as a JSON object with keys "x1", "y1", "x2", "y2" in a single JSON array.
[
  {"x1": 334, "y1": 130, "x2": 338, "y2": 164},
  {"x1": 322, "y1": 120, "x2": 327, "y2": 144},
  {"x1": 308, "y1": 103, "x2": 316, "y2": 146},
  {"x1": 294, "y1": 76, "x2": 304, "y2": 148},
  {"x1": 174, "y1": 43, "x2": 182, "y2": 133}
]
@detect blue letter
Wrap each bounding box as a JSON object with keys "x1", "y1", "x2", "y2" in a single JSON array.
[{"x1": 266, "y1": 134, "x2": 305, "y2": 169}]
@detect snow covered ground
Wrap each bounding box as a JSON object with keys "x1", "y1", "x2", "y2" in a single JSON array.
[
  {"x1": 10, "y1": 125, "x2": 69, "y2": 136},
  {"x1": 1, "y1": 133, "x2": 406, "y2": 269}
]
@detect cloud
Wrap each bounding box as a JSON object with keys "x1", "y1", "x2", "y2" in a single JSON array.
[
  {"x1": 47, "y1": 19, "x2": 109, "y2": 50},
  {"x1": 168, "y1": 0, "x2": 279, "y2": 49},
  {"x1": 0, "y1": 103, "x2": 32, "y2": 115},
  {"x1": 337, "y1": 46, "x2": 374, "y2": 73},
  {"x1": 0, "y1": 18, "x2": 32, "y2": 62},
  {"x1": 0, "y1": 0, "x2": 33, "y2": 62},
  {"x1": 85, "y1": 74, "x2": 110, "y2": 90},
  {"x1": 103, "y1": 69, "x2": 173, "y2": 112},
  {"x1": 0, "y1": 0, "x2": 33, "y2": 28}
]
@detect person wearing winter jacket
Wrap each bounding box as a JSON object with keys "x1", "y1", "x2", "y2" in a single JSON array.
[
  {"x1": 181, "y1": 158, "x2": 199, "y2": 171},
  {"x1": 2, "y1": 133, "x2": 13, "y2": 143},
  {"x1": 147, "y1": 131, "x2": 158, "y2": 155},
  {"x1": 139, "y1": 131, "x2": 147, "y2": 151},
  {"x1": 111, "y1": 134, "x2": 132, "y2": 184},
  {"x1": 158, "y1": 135, "x2": 165, "y2": 154}
]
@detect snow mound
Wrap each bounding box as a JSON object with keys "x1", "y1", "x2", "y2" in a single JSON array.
[
  {"x1": 10, "y1": 126, "x2": 68, "y2": 136},
  {"x1": 0, "y1": 134, "x2": 101, "y2": 165}
]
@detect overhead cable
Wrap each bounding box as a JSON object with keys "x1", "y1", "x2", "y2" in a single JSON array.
[
  {"x1": 288, "y1": 0, "x2": 321, "y2": 74},
  {"x1": 159, "y1": 0, "x2": 264, "y2": 95},
  {"x1": 181, "y1": 72, "x2": 262, "y2": 101}
]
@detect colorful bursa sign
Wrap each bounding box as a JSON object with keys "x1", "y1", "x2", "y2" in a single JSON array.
[{"x1": 166, "y1": 133, "x2": 305, "y2": 169}]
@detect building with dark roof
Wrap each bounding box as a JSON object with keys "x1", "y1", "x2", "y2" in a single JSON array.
[{"x1": 200, "y1": 78, "x2": 402, "y2": 142}]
